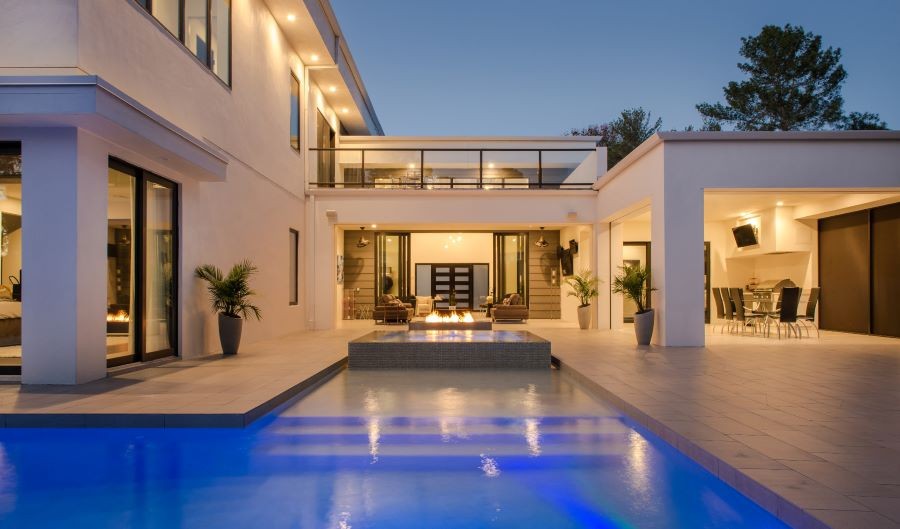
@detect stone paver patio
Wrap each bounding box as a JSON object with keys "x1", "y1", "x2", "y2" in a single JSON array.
[{"x1": 545, "y1": 325, "x2": 900, "y2": 529}]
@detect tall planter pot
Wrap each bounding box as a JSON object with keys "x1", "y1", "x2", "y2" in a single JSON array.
[
  {"x1": 218, "y1": 313, "x2": 243, "y2": 355},
  {"x1": 633, "y1": 309, "x2": 655, "y2": 345},
  {"x1": 577, "y1": 305, "x2": 592, "y2": 330}
]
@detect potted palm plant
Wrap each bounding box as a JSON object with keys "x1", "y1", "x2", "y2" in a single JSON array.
[
  {"x1": 565, "y1": 270, "x2": 600, "y2": 330},
  {"x1": 195, "y1": 260, "x2": 261, "y2": 355},
  {"x1": 612, "y1": 264, "x2": 655, "y2": 345}
]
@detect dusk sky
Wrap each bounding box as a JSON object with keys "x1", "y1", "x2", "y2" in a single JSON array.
[{"x1": 331, "y1": 0, "x2": 900, "y2": 135}]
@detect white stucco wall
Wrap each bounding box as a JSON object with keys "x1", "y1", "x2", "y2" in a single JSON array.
[{"x1": 596, "y1": 132, "x2": 900, "y2": 346}]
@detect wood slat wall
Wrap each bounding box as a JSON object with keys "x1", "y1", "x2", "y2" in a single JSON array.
[
  {"x1": 528, "y1": 230, "x2": 561, "y2": 319},
  {"x1": 343, "y1": 230, "x2": 376, "y2": 308}
]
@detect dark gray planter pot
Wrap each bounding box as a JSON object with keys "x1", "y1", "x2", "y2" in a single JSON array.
[
  {"x1": 218, "y1": 313, "x2": 243, "y2": 355},
  {"x1": 577, "y1": 305, "x2": 592, "y2": 330},
  {"x1": 633, "y1": 309, "x2": 655, "y2": 345}
]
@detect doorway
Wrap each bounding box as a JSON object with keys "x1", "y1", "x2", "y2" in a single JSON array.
[
  {"x1": 107, "y1": 158, "x2": 179, "y2": 367},
  {"x1": 623, "y1": 242, "x2": 650, "y2": 323}
]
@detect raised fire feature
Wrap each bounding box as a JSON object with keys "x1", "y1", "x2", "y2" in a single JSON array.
[
  {"x1": 409, "y1": 310, "x2": 492, "y2": 330},
  {"x1": 349, "y1": 330, "x2": 550, "y2": 369}
]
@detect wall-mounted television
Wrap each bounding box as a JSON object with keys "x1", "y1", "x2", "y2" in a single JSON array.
[{"x1": 732, "y1": 224, "x2": 759, "y2": 247}]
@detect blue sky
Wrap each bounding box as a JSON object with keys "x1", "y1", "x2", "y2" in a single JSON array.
[{"x1": 331, "y1": 0, "x2": 900, "y2": 135}]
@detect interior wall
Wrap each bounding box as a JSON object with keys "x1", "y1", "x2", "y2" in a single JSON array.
[
  {"x1": 529, "y1": 229, "x2": 561, "y2": 319},
  {"x1": 409, "y1": 232, "x2": 493, "y2": 296},
  {"x1": 559, "y1": 225, "x2": 593, "y2": 323},
  {"x1": 342, "y1": 229, "x2": 375, "y2": 310}
]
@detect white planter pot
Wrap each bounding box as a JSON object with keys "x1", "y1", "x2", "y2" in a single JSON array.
[
  {"x1": 633, "y1": 309, "x2": 655, "y2": 345},
  {"x1": 577, "y1": 305, "x2": 592, "y2": 330}
]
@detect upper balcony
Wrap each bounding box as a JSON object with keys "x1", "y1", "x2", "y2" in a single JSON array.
[{"x1": 309, "y1": 136, "x2": 604, "y2": 191}]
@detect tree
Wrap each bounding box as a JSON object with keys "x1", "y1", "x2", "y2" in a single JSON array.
[
  {"x1": 697, "y1": 24, "x2": 847, "y2": 131},
  {"x1": 839, "y1": 111, "x2": 889, "y2": 130},
  {"x1": 568, "y1": 107, "x2": 662, "y2": 168}
]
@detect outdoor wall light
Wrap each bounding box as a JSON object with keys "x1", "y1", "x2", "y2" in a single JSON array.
[
  {"x1": 356, "y1": 227, "x2": 370, "y2": 248},
  {"x1": 535, "y1": 227, "x2": 550, "y2": 248}
]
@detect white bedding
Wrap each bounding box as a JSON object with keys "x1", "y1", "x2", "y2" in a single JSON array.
[{"x1": 0, "y1": 301, "x2": 22, "y2": 319}]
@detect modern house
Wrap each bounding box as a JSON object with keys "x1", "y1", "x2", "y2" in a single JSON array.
[{"x1": 0, "y1": 0, "x2": 898, "y2": 385}]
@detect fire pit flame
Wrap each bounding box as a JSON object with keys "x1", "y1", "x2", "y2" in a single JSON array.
[{"x1": 424, "y1": 311, "x2": 475, "y2": 323}]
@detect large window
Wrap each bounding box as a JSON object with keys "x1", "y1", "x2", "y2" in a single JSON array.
[
  {"x1": 290, "y1": 73, "x2": 301, "y2": 151},
  {"x1": 289, "y1": 229, "x2": 299, "y2": 305},
  {"x1": 107, "y1": 159, "x2": 179, "y2": 367},
  {"x1": 139, "y1": 0, "x2": 231, "y2": 84},
  {"x1": 0, "y1": 142, "x2": 22, "y2": 375}
]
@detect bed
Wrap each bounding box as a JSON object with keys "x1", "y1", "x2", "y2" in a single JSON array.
[{"x1": 0, "y1": 300, "x2": 22, "y2": 347}]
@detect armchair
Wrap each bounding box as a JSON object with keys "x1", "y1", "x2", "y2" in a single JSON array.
[{"x1": 491, "y1": 293, "x2": 529, "y2": 322}]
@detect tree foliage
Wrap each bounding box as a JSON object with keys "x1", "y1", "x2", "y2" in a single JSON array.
[
  {"x1": 697, "y1": 24, "x2": 847, "y2": 131},
  {"x1": 568, "y1": 107, "x2": 662, "y2": 168},
  {"x1": 839, "y1": 111, "x2": 888, "y2": 130}
]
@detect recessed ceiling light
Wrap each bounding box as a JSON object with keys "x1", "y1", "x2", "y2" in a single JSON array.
[
  {"x1": 286, "y1": 13, "x2": 296, "y2": 22},
  {"x1": 341, "y1": 108, "x2": 349, "y2": 114},
  {"x1": 310, "y1": 54, "x2": 320, "y2": 62},
  {"x1": 328, "y1": 86, "x2": 337, "y2": 93},
  {"x1": 776, "y1": 201, "x2": 784, "y2": 206}
]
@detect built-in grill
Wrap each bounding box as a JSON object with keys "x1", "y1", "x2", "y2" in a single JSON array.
[{"x1": 749, "y1": 279, "x2": 797, "y2": 304}]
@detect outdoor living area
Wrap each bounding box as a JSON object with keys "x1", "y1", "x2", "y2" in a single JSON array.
[{"x1": 337, "y1": 226, "x2": 595, "y2": 329}]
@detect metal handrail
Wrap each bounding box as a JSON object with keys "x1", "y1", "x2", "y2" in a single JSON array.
[{"x1": 308, "y1": 147, "x2": 596, "y2": 190}]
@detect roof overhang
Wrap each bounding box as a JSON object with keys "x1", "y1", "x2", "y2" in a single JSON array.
[
  {"x1": 263, "y1": 0, "x2": 382, "y2": 135},
  {"x1": 593, "y1": 130, "x2": 900, "y2": 191},
  {"x1": 0, "y1": 76, "x2": 228, "y2": 181}
]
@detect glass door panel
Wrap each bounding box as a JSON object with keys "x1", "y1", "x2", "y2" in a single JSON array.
[
  {"x1": 144, "y1": 177, "x2": 177, "y2": 360},
  {"x1": 107, "y1": 162, "x2": 138, "y2": 366}
]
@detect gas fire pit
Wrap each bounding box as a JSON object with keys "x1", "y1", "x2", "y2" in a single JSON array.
[{"x1": 408, "y1": 311, "x2": 492, "y2": 331}]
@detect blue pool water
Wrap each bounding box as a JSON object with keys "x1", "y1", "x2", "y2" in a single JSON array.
[{"x1": 0, "y1": 370, "x2": 790, "y2": 528}]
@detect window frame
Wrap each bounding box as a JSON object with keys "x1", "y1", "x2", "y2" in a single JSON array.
[
  {"x1": 290, "y1": 72, "x2": 302, "y2": 152},
  {"x1": 289, "y1": 228, "x2": 299, "y2": 306},
  {"x1": 135, "y1": 0, "x2": 232, "y2": 86}
]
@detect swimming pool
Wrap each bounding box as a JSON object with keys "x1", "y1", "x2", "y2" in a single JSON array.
[{"x1": 0, "y1": 370, "x2": 789, "y2": 528}]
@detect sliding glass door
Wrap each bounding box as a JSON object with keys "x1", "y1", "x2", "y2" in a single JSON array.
[
  {"x1": 375, "y1": 233, "x2": 410, "y2": 300},
  {"x1": 493, "y1": 233, "x2": 527, "y2": 302},
  {"x1": 107, "y1": 159, "x2": 178, "y2": 367},
  {"x1": 144, "y1": 176, "x2": 177, "y2": 360}
]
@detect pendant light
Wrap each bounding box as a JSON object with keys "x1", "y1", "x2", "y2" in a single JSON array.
[
  {"x1": 356, "y1": 227, "x2": 370, "y2": 248},
  {"x1": 535, "y1": 227, "x2": 550, "y2": 248}
]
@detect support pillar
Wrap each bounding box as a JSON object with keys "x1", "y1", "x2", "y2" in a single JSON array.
[{"x1": 21, "y1": 128, "x2": 107, "y2": 384}]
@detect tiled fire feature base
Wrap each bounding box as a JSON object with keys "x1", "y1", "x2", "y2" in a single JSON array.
[{"x1": 348, "y1": 330, "x2": 550, "y2": 368}]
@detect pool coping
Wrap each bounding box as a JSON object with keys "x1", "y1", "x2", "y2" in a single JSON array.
[
  {"x1": 556, "y1": 356, "x2": 835, "y2": 529},
  {"x1": 0, "y1": 357, "x2": 347, "y2": 428}
]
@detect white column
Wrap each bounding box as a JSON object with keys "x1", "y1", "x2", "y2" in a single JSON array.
[
  {"x1": 595, "y1": 222, "x2": 611, "y2": 330},
  {"x1": 651, "y1": 184, "x2": 705, "y2": 346},
  {"x1": 312, "y1": 201, "x2": 336, "y2": 330},
  {"x1": 609, "y1": 222, "x2": 624, "y2": 330},
  {"x1": 21, "y1": 128, "x2": 107, "y2": 384}
]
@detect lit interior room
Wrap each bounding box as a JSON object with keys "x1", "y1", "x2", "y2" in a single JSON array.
[
  {"x1": 704, "y1": 190, "x2": 900, "y2": 339},
  {"x1": 336, "y1": 226, "x2": 594, "y2": 327},
  {"x1": 0, "y1": 143, "x2": 21, "y2": 371}
]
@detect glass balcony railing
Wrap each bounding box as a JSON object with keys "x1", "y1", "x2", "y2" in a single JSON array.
[{"x1": 309, "y1": 148, "x2": 597, "y2": 190}]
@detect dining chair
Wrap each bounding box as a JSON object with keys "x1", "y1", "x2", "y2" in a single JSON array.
[
  {"x1": 720, "y1": 287, "x2": 735, "y2": 333},
  {"x1": 711, "y1": 287, "x2": 726, "y2": 333},
  {"x1": 798, "y1": 287, "x2": 820, "y2": 337},
  {"x1": 766, "y1": 287, "x2": 802, "y2": 339},
  {"x1": 730, "y1": 288, "x2": 759, "y2": 335}
]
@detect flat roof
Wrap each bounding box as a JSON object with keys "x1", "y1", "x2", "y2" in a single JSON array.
[{"x1": 594, "y1": 130, "x2": 900, "y2": 190}]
